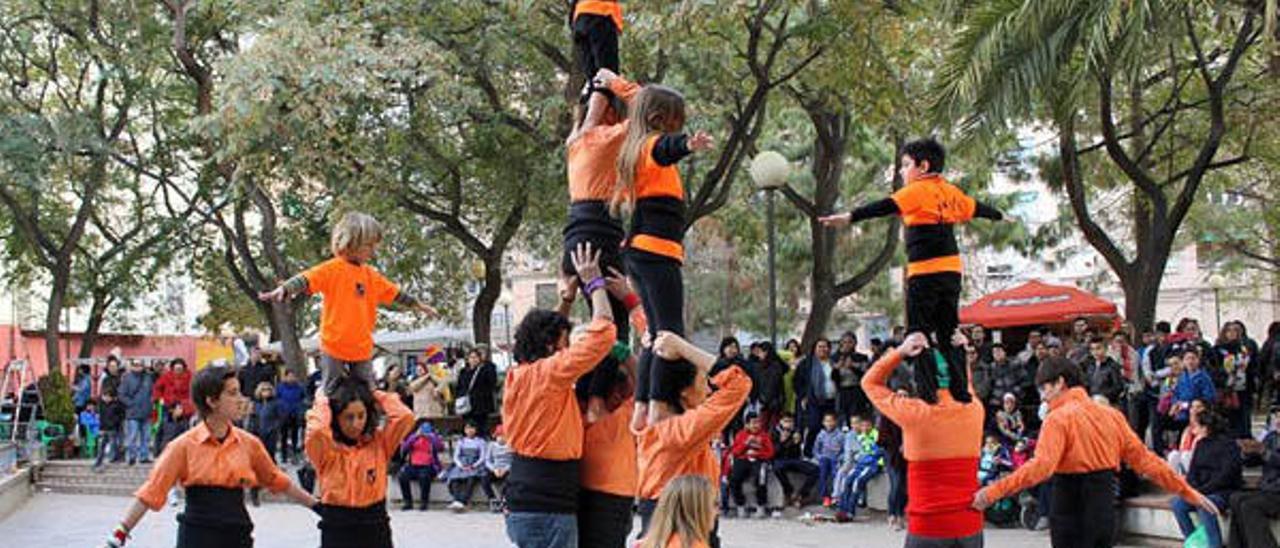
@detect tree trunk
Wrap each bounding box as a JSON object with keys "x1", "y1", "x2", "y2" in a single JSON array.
[
  {"x1": 801, "y1": 273, "x2": 836, "y2": 353},
  {"x1": 43, "y1": 274, "x2": 68, "y2": 374},
  {"x1": 78, "y1": 291, "x2": 111, "y2": 360},
  {"x1": 1121, "y1": 263, "x2": 1163, "y2": 333},
  {"x1": 472, "y1": 254, "x2": 503, "y2": 346},
  {"x1": 267, "y1": 299, "x2": 307, "y2": 377}
]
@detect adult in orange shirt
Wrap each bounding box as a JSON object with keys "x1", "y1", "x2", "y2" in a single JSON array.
[
  {"x1": 862, "y1": 331, "x2": 985, "y2": 548},
  {"x1": 637, "y1": 475, "x2": 717, "y2": 548},
  {"x1": 104, "y1": 366, "x2": 318, "y2": 548},
  {"x1": 564, "y1": 70, "x2": 640, "y2": 423},
  {"x1": 821, "y1": 139, "x2": 1004, "y2": 352},
  {"x1": 636, "y1": 331, "x2": 752, "y2": 548},
  {"x1": 260, "y1": 212, "x2": 437, "y2": 396},
  {"x1": 305, "y1": 377, "x2": 416, "y2": 548},
  {"x1": 503, "y1": 243, "x2": 616, "y2": 548},
  {"x1": 973, "y1": 357, "x2": 1219, "y2": 548}
]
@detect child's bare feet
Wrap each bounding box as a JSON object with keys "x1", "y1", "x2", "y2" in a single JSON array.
[{"x1": 630, "y1": 402, "x2": 649, "y2": 433}]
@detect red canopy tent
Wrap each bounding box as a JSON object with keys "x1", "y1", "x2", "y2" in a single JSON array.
[{"x1": 959, "y1": 280, "x2": 1119, "y2": 329}]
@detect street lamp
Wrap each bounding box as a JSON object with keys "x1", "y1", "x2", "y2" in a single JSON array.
[
  {"x1": 498, "y1": 289, "x2": 514, "y2": 354},
  {"x1": 1208, "y1": 272, "x2": 1226, "y2": 334},
  {"x1": 750, "y1": 150, "x2": 790, "y2": 346}
]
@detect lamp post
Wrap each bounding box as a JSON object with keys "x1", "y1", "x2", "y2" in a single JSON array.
[
  {"x1": 498, "y1": 289, "x2": 514, "y2": 353},
  {"x1": 750, "y1": 151, "x2": 790, "y2": 346}
]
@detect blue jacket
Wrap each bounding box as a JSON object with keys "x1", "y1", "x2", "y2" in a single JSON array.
[
  {"x1": 79, "y1": 410, "x2": 100, "y2": 437},
  {"x1": 73, "y1": 376, "x2": 92, "y2": 408},
  {"x1": 118, "y1": 371, "x2": 155, "y2": 421},
  {"x1": 1174, "y1": 370, "x2": 1216, "y2": 420},
  {"x1": 275, "y1": 381, "x2": 305, "y2": 417},
  {"x1": 814, "y1": 428, "x2": 844, "y2": 460}
]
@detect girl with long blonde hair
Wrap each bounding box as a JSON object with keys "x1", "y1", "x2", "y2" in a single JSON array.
[
  {"x1": 639, "y1": 475, "x2": 717, "y2": 548},
  {"x1": 611, "y1": 83, "x2": 713, "y2": 431}
]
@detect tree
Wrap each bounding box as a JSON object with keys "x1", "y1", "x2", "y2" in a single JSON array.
[
  {"x1": 0, "y1": 1, "x2": 183, "y2": 368},
  {"x1": 934, "y1": 0, "x2": 1270, "y2": 330}
]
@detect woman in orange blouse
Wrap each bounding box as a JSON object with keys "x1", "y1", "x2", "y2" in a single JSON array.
[
  {"x1": 306, "y1": 377, "x2": 416, "y2": 548},
  {"x1": 105, "y1": 366, "x2": 318, "y2": 548}
]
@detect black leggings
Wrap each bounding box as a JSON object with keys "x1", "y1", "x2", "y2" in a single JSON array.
[
  {"x1": 1049, "y1": 471, "x2": 1117, "y2": 548},
  {"x1": 563, "y1": 231, "x2": 628, "y2": 400},
  {"x1": 626, "y1": 251, "x2": 690, "y2": 406},
  {"x1": 906, "y1": 272, "x2": 961, "y2": 349},
  {"x1": 572, "y1": 13, "x2": 620, "y2": 82}
]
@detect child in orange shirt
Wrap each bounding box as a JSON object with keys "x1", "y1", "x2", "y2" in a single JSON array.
[
  {"x1": 260, "y1": 212, "x2": 436, "y2": 395},
  {"x1": 637, "y1": 475, "x2": 717, "y2": 548},
  {"x1": 305, "y1": 377, "x2": 416, "y2": 548},
  {"x1": 571, "y1": 1, "x2": 623, "y2": 94},
  {"x1": 105, "y1": 366, "x2": 318, "y2": 548},
  {"x1": 612, "y1": 84, "x2": 714, "y2": 429}
]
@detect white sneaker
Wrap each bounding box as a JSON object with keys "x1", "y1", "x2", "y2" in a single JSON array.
[
  {"x1": 1035, "y1": 517, "x2": 1050, "y2": 531},
  {"x1": 736, "y1": 507, "x2": 748, "y2": 519},
  {"x1": 770, "y1": 509, "x2": 784, "y2": 519},
  {"x1": 448, "y1": 501, "x2": 465, "y2": 512},
  {"x1": 754, "y1": 508, "x2": 767, "y2": 520}
]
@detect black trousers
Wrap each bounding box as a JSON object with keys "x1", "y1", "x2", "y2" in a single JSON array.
[
  {"x1": 397, "y1": 465, "x2": 436, "y2": 508},
  {"x1": 626, "y1": 251, "x2": 690, "y2": 406},
  {"x1": 1049, "y1": 471, "x2": 1117, "y2": 548},
  {"x1": 577, "y1": 489, "x2": 633, "y2": 548},
  {"x1": 563, "y1": 227, "x2": 629, "y2": 401},
  {"x1": 906, "y1": 272, "x2": 962, "y2": 348},
  {"x1": 1227, "y1": 490, "x2": 1280, "y2": 548},
  {"x1": 572, "y1": 13, "x2": 620, "y2": 82},
  {"x1": 729, "y1": 460, "x2": 769, "y2": 507},
  {"x1": 177, "y1": 486, "x2": 253, "y2": 548},
  {"x1": 318, "y1": 501, "x2": 393, "y2": 548},
  {"x1": 281, "y1": 413, "x2": 302, "y2": 460},
  {"x1": 774, "y1": 458, "x2": 820, "y2": 499}
]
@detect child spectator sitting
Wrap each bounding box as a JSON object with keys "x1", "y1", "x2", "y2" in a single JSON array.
[
  {"x1": 771, "y1": 414, "x2": 819, "y2": 508},
  {"x1": 444, "y1": 422, "x2": 488, "y2": 512},
  {"x1": 814, "y1": 412, "x2": 844, "y2": 506},
  {"x1": 978, "y1": 434, "x2": 1013, "y2": 486},
  {"x1": 482, "y1": 425, "x2": 512, "y2": 513},
  {"x1": 1010, "y1": 439, "x2": 1033, "y2": 470},
  {"x1": 833, "y1": 416, "x2": 882, "y2": 520},
  {"x1": 397, "y1": 422, "x2": 444, "y2": 511},
  {"x1": 995, "y1": 393, "x2": 1025, "y2": 444},
  {"x1": 94, "y1": 391, "x2": 126, "y2": 471},
  {"x1": 728, "y1": 413, "x2": 776, "y2": 519}
]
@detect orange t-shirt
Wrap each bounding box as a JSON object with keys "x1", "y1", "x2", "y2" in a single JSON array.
[
  {"x1": 986, "y1": 387, "x2": 1196, "y2": 501},
  {"x1": 861, "y1": 350, "x2": 984, "y2": 462},
  {"x1": 567, "y1": 75, "x2": 642, "y2": 203},
  {"x1": 302, "y1": 257, "x2": 400, "y2": 361},
  {"x1": 890, "y1": 175, "x2": 977, "y2": 277},
  {"x1": 502, "y1": 318, "x2": 616, "y2": 461},
  {"x1": 573, "y1": 0, "x2": 624, "y2": 33},
  {"x1": 134, "y1": 421, "x2": 291, "y2": 511},
  {"x1": 637, "y1": 367, "x2": 752, "y2": 500},
  {"x1": 581, "y1": 397, "x2": 637, "y2": 497},
  {"x1": 305, "y1": 390, "x2": 417, "y2": 507}
]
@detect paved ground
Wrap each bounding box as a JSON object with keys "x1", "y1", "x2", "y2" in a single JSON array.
[{"x1": 0, "y1": 492, "x2": 1124, "y2": 547}]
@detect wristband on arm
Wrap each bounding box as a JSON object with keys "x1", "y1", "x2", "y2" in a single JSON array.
[
  {"x1": 583, "y1": 277, "x2": 606, "y2": 296},
  {"x1": 622, "y1": 292, "x2": 641, "y2": 311}
]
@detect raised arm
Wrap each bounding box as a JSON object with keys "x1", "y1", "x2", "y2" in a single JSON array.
[
  {"x1": 376, "y1": 390, "x2": 417, "y2": 458},
  {"x1": 861, "y1": 334, "x2": 930, "y2": 425},
  {"x1": 304, "y1": 395, "x2": 337, "y2": 470}
]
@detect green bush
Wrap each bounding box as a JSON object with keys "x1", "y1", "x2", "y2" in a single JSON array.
[{"x1": 37, "y1": 370, "x2": 76, "y2": 432}]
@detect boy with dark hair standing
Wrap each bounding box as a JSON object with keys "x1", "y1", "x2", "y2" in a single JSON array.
[
  {"x1": 95, "y1": 392, "x2": 126, "y2": 471},
  {"x1": 821, "y1": 138, "x2": 1005, "y2": 352},
  {"x1": 571, "y1": 1, "x2": 622, "y2": 90}
]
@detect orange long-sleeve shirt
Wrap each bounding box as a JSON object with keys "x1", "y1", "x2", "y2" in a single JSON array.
[
  {"x1": 637, "y1": 367, "x2": 752, "y2": 500},
  {"x1": 305, "y1": 390, "x2": 416, "y2": 507},
  {"x1": 502, "y1": 317, "x2": 616, "y2": 460},
  {"x1": 581, "y1": 397, "x2": 637, "y2": 497},
  {"x1": 134, "y1": 421, "x2": 291, "y2": 511},
  {"x1": 861, "y1": 349, "x2": 984, "y2": 462},
  {"x1": 986, "y1": 387, "x2": 1196, "y2": 501}
]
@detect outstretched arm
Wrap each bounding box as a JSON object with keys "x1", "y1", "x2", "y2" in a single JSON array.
[{"x1": 974, "y1": 201, "x2": 1004, "y2": 221}]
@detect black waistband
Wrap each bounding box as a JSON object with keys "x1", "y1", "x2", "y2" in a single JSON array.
[
  {"x1": 318, "y1": 500, "x2": 390, "y2": 527},
  {"x1": 566, "y1": 202, "x2": 625, "y2": 239},
  {"x1": 904, "y1": 224, "x2": 959, "y2": 262},
  {"x1": 506, "y1": 454, "x2": 581, "y2": 514},
  {"x1": 181, "y1": 486, "x2": 251, "y2": 528},
  {"x1": 630, "y1": 197, "x2": 685, "y2": 241}
]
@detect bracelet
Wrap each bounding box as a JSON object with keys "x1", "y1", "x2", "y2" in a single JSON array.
[
  {"x1": 583, "y1": 277, "x2": 607, "y2": 296},
  {"x1": 623, "y1": 292, "x2": 641, "y2": 311}
]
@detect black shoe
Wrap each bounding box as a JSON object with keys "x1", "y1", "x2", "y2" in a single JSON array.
[
  {"x1": 140, "y1": 459, "x2": 153, "y2": 465},
  {"x1": 401, "y1": 501, "x2": 414, "y2": 511},
  {"x1": 127, "y1": 458, "x2": 136, "y2": 466},
  {"x1": 418, "y1": 503, "x2": 429, "y2": 511}
]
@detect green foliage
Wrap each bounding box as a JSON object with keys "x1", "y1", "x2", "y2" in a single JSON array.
[{"x1": 37, "y1": 370, "x2": 75, "y2": 432}]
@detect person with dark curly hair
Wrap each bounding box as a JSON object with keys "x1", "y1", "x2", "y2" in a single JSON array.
[{"x1": 503, "y1": 243, "x2": 617, "y2": 548}]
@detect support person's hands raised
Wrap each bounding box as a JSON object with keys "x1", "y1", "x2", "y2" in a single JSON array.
[
  {"x1": 971, "y1": 487, "x2": 993, "y2": 511},
  {"x1": 818, "y1": 212, "x2": 852, "y2": 228},
  {"x1": 571, "y1": 242, "x2": 603, "y2": 284},
  {"x1": 897, "y1": 332, "x2": 929, "y2": 358}
]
